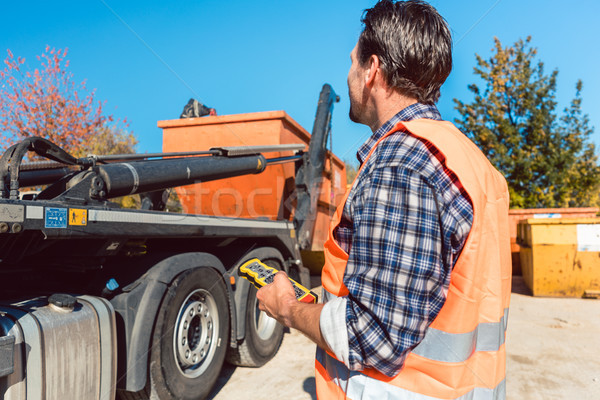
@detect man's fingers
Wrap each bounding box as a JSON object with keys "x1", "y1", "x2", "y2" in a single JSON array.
[{"x1": 273, "y1": 270, "x2": 291, "y2": 285}]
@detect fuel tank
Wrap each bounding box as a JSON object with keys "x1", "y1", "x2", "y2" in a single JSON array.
[{"x1": 0, "y1": 294, "x2": 117, "y2": 400}]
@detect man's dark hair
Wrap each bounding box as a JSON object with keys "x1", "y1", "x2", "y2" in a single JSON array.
[{"x1": 358, "y1": 0, "x2": 452, "y2": 104}]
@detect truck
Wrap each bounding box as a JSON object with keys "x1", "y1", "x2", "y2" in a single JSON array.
[{"x1": 0, "y1": 84, "x2": 342, "y2": 400}]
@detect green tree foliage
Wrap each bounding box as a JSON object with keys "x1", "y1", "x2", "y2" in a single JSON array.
[{"x1": 454, "y1": 37, "x2": 599, "y2": 208}]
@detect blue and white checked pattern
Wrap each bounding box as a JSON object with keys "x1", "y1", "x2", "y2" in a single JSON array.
[{"x1": 332, "y1": 103, "x2": 474, "y2": 376}]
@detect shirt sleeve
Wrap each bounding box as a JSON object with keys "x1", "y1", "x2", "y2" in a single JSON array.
[
  {"x1": 319, "y1": 296, "x2": 350, "y2": 365},
  {"x1": 342, "y1": 164, "x2": 451, "y2": 377}
]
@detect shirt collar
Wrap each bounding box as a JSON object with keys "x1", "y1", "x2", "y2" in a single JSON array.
[{"x1": 357, "y1": 103, "x2": 442, "y2": 164}]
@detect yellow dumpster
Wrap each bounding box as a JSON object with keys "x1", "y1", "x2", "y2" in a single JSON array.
[
  {"x1": 508, "y1": 207, "x2": 598, "y2": 276},
  {"x1": 517, "y1": 218, "x2": 600, "y2": 297}
]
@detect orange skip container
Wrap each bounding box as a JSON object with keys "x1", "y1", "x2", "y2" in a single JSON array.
[{"x1": 159, "y1": 111, "x2": 347, "y2": 263}]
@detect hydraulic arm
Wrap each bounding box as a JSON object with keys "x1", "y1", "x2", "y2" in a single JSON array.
[{"x1": 0, "y1": 136, "x2": 303, "y2": 206}]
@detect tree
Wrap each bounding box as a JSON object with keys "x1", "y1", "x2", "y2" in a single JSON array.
[
  {"x1": 72, "y1": 125, "x2": 137, "y2": 158},
  {"x1": 344, "y1": 158, "x2": 359, "y2": 184},
  {"x1": 454, "y1": 37, "x2": 600, "y2": 208},
  {"x1": 0, "y1": 46, "x2": 141, "y2": 207},
  {"x1": 0, "y1": 46, "x2": 135, "y2": 157}
]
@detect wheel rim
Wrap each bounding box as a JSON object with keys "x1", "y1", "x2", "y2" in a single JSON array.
[
  {"x1": 173, "y1": 289, "x2": 219, "y2": 378},
  {"x1": 253, "y1": 293, "x2": 277, "y2": 341}
]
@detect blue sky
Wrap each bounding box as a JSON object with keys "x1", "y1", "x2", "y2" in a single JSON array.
[{"x1": 2, "y1": 0, "x2": 599, "y2": 164}]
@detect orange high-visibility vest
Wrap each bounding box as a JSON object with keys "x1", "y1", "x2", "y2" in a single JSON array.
[{"x1": 316, "y1": 119, "x2": 511, "y2": 400}]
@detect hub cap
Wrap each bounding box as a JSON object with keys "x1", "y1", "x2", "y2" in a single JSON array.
[{"x1": 173, "y1": 289, "x2": 219, "y2": 377}]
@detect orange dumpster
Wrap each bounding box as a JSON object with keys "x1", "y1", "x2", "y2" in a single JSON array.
[{"x1": 159, "y1": 111, "x2": 347, "y2": 271}]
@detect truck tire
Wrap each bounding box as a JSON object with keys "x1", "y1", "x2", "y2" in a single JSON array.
[
  {"x1": 148, "y1": 267, "x2": 229, "y2": 400},
  {"x1": 227, "y1": 260, "x2": 284, "y2": 367}
]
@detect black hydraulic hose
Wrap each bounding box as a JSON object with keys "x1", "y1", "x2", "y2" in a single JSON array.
[
  {"x1": 0, "y1": 136, "x2": 80, "y2": 199},
  {"x1": 0, "y1": 143, "x2": 20, "y2": 198},
  {"x1": 8, "y1": 139, "x2": 36, "y2": 199}
]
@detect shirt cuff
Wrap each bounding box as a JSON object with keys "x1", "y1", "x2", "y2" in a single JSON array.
[{"x1": 319, "y1": 296, "x2": 350, "y2": 367}]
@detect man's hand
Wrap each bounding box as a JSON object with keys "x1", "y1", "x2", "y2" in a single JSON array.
[
  {"x1": 256, "y1": 271, "x2": 297, "y2": 327},
  {"x1": 256, "y1": 271, "x2": 331, "y2": 352}
]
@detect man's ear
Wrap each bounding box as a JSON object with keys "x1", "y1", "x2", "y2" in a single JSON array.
[{"x1": 364, "y1": 54, "x2": 380, "y2": 87}]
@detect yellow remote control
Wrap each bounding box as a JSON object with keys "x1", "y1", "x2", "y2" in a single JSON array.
[{"x1": 238, "y1": 258, "x2": 318, "y2": 304}]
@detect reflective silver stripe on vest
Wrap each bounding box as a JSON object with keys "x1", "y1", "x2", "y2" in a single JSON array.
[
  {"x1": 412, "y1": 308, "x2": 509, "y2": 363},
  {"x1": 317, "y1": 348, "x2": 506, "y2": 400},
  {"x1": 323, "y1": 289, "x2": 508, "y2": 364}
]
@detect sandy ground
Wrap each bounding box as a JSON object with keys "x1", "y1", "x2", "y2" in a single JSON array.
[
  {"x1": 208, "y1": 276, "x2": 600, "y2": 400},
  {"x1": 505, "y1": 277, "x2": 600, "y2": 399}
]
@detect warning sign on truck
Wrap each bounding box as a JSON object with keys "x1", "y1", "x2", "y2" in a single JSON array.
[{"x1": 69, "y1": 208, "x2": 88, "y2": 226}]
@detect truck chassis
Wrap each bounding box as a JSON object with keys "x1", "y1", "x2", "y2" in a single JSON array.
[{"x1": 0, "y1": 84, "x2": 339, "y2": 400}]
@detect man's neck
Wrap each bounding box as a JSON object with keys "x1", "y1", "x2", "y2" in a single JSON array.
[{"x1": 369, "y1": 92, "x2": 417, "y2": 132}]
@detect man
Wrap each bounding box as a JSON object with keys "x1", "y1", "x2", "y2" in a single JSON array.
[{"x1": 257, "y1": 1, "x2": 511, "y2": 399}]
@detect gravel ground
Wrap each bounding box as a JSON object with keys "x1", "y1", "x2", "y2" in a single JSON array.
[{"x1": 208, "y1": 277, "x2": 600, "y2": 399}]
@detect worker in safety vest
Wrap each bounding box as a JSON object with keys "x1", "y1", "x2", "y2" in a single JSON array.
[{"x1": 257, "y1": 1, "x2": 511, "y2": 399}]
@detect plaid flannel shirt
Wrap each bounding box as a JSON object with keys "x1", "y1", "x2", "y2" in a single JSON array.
[{"x1": 319, "y1": 103, "x2": 474, "y2": 376}]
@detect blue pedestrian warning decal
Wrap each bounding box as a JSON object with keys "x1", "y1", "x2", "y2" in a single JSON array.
[{"x1": 45, "y1": 207, "x2": 68, "y2": 228}]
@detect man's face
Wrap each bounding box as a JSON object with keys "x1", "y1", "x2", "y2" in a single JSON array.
[{"x1": 347, "y1": 43, "x2": 366, "y2": 124}]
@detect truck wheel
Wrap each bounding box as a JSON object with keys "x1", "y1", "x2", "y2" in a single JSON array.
[
  {"x1": 149, "y1": 268, "x2": 229, "y2": 400},
  {"x1": 227, "y1": 261, "x2": 284, "y2": 367}
]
